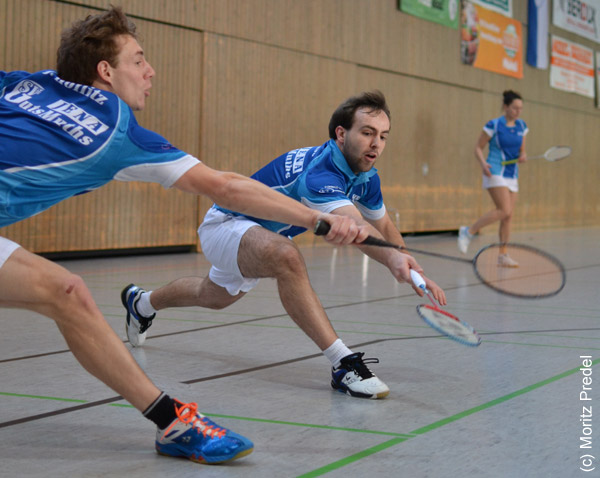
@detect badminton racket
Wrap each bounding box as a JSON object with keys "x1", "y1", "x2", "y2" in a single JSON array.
[
  {"x1": 314, "y1": 221, "x2": 566, "y2": 299},
  {"x1": 501, "y1": 145, "x2": 571, "y2": 165},
  {"x1": 410, "y1": 270, "x2": 481, "y2": 347}
]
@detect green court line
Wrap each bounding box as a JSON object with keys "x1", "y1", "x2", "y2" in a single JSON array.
[
  {"x1": 0, "y1": 391, "x2": 411, "y2": 438},
  {"x1": 0, "y1": 392, "x2": 87, "y2": 403},
  {"x1": 3, "y1": 358, "x2": 600, "y2": 477},
  {"x1": 207, "y1": 414, "x2": 414, "y2": 438},
  {"x1": 297, "y1": 358, "x2": 600, "y2": 477},
  {"x1": 296, "y1": 437, "x2": 410, "y2": 478}
]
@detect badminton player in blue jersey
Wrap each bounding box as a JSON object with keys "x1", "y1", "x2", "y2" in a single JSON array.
[
  {"x1": 0, "y1": 6, "x2": 368, "y2": 465},
  {"x1": 458, "y1": 90, "x2": 528, "y2": 266},
  {"x1": 123, "y1": 90, "x2": 447, "y2": 400}
]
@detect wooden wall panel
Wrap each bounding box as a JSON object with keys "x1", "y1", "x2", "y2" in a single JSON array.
[
  {"x1": 1, "y1": 0, "x2": 202, "y2": 253},
  {"x1": 2, "y1": 0, "x2": 599, "y2": 254}
]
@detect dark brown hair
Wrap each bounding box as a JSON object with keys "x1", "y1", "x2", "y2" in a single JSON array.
[
  {"x1": 328, "y1": 90, "x2": 391, "y2": 139},
  {"x1": 502, "y1": 89, "x2": 522, "y2": 106},
  {"x1": 56, "y1": 6, "x2": 137, "y2": 85}
]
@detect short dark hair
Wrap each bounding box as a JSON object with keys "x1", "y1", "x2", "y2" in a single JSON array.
[
  {"x1": 328, "y1": 90, "x2": 391, "y2": 139},
  {"x1": 56, "y1": 6, "x2": 138, "y2": 85},
  {"x1": 502, "y1": 89, "x2": 522, "y2": 106}
]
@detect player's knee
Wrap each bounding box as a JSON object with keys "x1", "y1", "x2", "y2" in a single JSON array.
[
  {"x1": 52, "y1": 273, "x2": 95, "y2": 315},
  {"x1": 499, "y1": 209, "x2": 512, "y2": 221},
  {"x1": 273, "y1": 241, "x2": 306, "y2": 275}
]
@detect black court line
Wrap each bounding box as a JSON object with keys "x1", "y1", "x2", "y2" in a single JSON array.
[
  {"x1": 2, "y1": 326, "x2": 600, "y2": 429},
  {"x1": 1, "y1": 261, "x2": 599, "y2": 365}
]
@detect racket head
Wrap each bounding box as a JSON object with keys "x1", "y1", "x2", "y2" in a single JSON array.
[
  {"x1": 473, "y1": 243, "x2": 566, "y2": 299},
  {"x1": 416, "y1": 304, "x2": 481, "y2": 347},
  {"x1": 544, "y1": 145, "x2": 571, "y2": 162}
]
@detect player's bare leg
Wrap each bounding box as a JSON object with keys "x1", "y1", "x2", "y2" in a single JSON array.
[{"x1": 0, "y1": 247, "x2": 161, "y2": 411}]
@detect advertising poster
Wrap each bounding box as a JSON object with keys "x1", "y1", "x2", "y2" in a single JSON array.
[
  {"x1": 461, "y1": 1, "x2": 523, "y2": 78},
  {"x1": 550, "y1": 35, "x2": 595, "y2": 98},
  {"x1": 597, "y1": 51, "x2": 600, "y2": 107},
  {"x1": 399, "y1": 0, "x2": 459, "y2": 29},
  {"x1": 553, "y1": 0, "x2": 600, "y2": 44},
  {"x1": 471, "y1": 0, "x2": 513, "y2": 17}
]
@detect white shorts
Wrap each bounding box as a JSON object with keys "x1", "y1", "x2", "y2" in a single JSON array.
[
  {"x1": 0, "y1": 236, "x2": 21, "y2": 269},
  {"x1": 482, "y1": 175, "x2": 519, "y2": 193},
  {"x1": 198, "y1": 208, "x2": 261, "y2": 296}
]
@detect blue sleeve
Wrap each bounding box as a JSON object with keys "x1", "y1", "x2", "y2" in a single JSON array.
[{"x1": 126, "y1": 112, "x2": 183, "y2": 155}]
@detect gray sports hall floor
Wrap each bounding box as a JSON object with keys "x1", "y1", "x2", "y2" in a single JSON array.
[{"x1": 1, "y1": 227, "x2": 598, "y2": 477}]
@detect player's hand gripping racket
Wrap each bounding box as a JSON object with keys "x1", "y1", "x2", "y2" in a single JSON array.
[
  {"x1": 314, "y1": 221, "x2": 566, "y2": 299},
  {"x1": 410, "y1": 270, "x2": 481, "y2": 347},
  {"x1": 501, "y1": 145, "x2": 571, "y2": 165}
]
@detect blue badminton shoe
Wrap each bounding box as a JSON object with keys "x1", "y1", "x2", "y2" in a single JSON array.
[
  {"x1": 121, "y1": 284, "x2": 155, "y2": 347},
  {"x1": 156, "y1": 400, "x2": 254, "y2": 464},
  {"x1": 331, "y1": 352, "x2": 389, "y2": 399}
]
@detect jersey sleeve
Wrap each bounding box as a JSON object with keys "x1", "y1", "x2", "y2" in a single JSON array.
[
  {"x1": 482, "y1": 119, "x2": 495, "y2": 137},
  {"x1": 355, "y1": 174, "x2": 386, "y2": 220},
  {"x1": 112, "y1": 111, "x2": 200, "y2": 187},
  {"x1": 519, "y1": 119, "x2": 529, "y2": 136}
]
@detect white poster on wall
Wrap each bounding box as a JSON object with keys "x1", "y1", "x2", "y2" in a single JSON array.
[
  {"x1": 550, "y1": 35, "x2": 595, "y2": 98},
  {"x1": 553, "y1": 0, "x2": 600, "y2": 43}
]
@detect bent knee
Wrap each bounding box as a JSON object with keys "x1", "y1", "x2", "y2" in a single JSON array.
[
  {"x1": 270, "y1": 241, "x2": 306, "y2": 272},
  {"x1": 45, "y1": 273, "x2": 96, "y2": 315}
]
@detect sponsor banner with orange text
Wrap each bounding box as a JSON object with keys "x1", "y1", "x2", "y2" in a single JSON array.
[
  {"x1": 550, "y1": 35, "x2": 595, "y2": 98},
  {"x1": 460, "y1": 1, "x2": 522, "y2": 78}
]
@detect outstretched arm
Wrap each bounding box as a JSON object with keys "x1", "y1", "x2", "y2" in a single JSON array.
[
  {"x1": 332, "y1": 205, "x2": 446, "y2": 305},
  {"x1": 173, "y1": 163, "x2": 368, "y2": 246}
]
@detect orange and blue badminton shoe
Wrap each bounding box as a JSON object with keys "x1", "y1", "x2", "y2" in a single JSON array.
[{"x1": 156, "y1": 400, "x2": 254, "y2": 464}]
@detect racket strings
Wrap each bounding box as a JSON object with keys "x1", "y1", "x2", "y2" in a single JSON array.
[
  {"x1": 417, "y1": 305, "x2": 480, "y2": 346},
  {"x1": 474, "y1": 244, "x2": 565, "y2": 298},
  {"x1": 547, "y1": 146, "x2": 571, "y2": 161}
]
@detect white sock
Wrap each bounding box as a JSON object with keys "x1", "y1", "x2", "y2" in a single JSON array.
[
  {"x1": 323, "y1": 339, "x2": 353, "y2": 368},
  {"x1": 137, "y1": 291, "x2": 158, "y2": 317}
]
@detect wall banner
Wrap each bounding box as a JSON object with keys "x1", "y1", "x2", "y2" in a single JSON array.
[
  {"x1": 399, "y1": 0, "x2": 459, "y2": 29},
  {"x1": 550, "y1": 35, "x2": 595, "y2": 98},
  {"x1": 461, "y1": 1, "x2": 523, "y2": 78},
  {"x1": 471, "y1": 0, "x2": 513, "y2": 17},
  {"x1": 596, "y1": 51, "x2": 600, "y2": 107},
  {"x1": 552, "y1": 0, "x2": 600, "y2": 44}
]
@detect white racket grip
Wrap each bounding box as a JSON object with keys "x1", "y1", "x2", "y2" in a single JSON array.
[{"x1": 410, "y1": 269, "x2": 426, "y2": 290}]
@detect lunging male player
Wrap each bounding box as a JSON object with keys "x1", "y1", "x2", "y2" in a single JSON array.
[
  {"x1": 123, "y1": 91, "x2": 446, "y2": 399},
  {"x1": 0, "y1": 6, "x2": 369, "y2": 465}
]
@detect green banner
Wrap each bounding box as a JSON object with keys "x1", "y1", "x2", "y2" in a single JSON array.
[{"x1": 399, "y1": 0, "x2": 459, "y2": 29}]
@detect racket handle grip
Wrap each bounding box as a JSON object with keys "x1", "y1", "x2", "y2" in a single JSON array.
[
  {"x1": 410, "y1": 269, "x2": 426, "y2": 290},
  {"x1": 314, "y1": 219, "x2": 331, "y2": 236}
]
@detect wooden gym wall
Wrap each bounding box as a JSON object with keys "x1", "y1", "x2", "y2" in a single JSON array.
[{"x1": 1, "y1": 0, "x2": 598, "y2": 253}]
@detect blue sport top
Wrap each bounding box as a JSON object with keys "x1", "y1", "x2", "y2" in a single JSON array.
[
  {"x1": 0, "y1": 70, "x2": 199, "y2": 227},
  {"x1": 482, "y1": 115, "x2": 528, "y2": 179},
  {"x1": 216, "y1": 139, "x2": 386, "y2": 237}
]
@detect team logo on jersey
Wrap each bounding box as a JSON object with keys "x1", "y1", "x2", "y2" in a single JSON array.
[
  {"x1": 4, "y1": 80, "x2": 44, "y2": 104},
  {"x1": 318, "y1": 185, "x2": 344, "y2": 194}
]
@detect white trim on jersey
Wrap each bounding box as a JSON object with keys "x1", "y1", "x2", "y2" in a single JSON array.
[{"x1": 114, "y1": 154, "x2": 200, "y2": 188}]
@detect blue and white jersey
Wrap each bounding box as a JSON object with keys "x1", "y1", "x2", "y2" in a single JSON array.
[
  {"x1": 483, "y1": 115, "x2": 528, "y2": 179},
  {"x1": 217, "y1": 139, "x2": 386, "y2": 237},
  {"x1": 0, "y1": 70, "x2": 199, "y2": 227}
]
